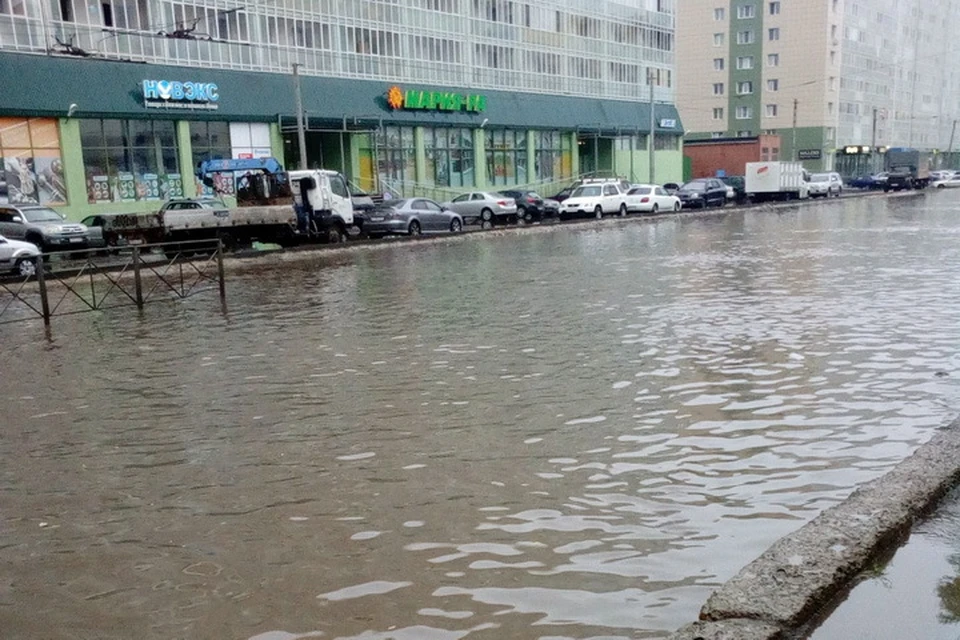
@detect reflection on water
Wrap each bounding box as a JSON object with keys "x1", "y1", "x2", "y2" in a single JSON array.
[
  {"x1": 3, "y1": 194, "x2": 960, "y2": 639},
  {"x1": 810, "y1": 485, "x2": 960, "y2": 640}
]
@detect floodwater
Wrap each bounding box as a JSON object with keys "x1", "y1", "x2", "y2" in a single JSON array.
[
  {"x1": 810, "y1": 485, "x2": 960, "y2": 640},
  {"x1": 3, "y1": 193, "x2": 960, "y2": 640}
]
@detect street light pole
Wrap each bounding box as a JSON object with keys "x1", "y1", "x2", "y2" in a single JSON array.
[
  {"x1": 792, "y1": 98, "x2": 799, "y2": 161},
  {"x1": 648, "y1": 68, "x2": 656, "y2": 184},
  {"x1": 292, "y1": 63, "x2": 308, "y2": 170},
  {"x1": 949, "y1": 119, "x2": 958, "y2": 170}
]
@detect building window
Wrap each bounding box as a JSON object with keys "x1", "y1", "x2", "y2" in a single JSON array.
[
  {"x1": 767, "y1": 53, "x2": 780, "y2": 66},
  {"x1": 535, "y1": 130, "x2": 572, "y2": 181},
  {"x1": 485, "y1": 129, "x2": 527, "y2": 186},
  {"x1": 229, "y1": 123, "x2": 272, "y2": 160},
  {"x1": 737, "y1": 4, "x2": 756, "y2": 19},
  {"x1": 0, "y1": 118, "x2": 66, "y2": 205},
  {"x1": 377, "y1": 126, "x2": 416, "y2": 188},
  {"x1": 714, "y1": 57, "x2": 725, "y2": 70},
  {"x1": 655, "y1": 135, "x2": 680, "y2": 151},
  {"x1": 737, "y1": 81, "x2": 753, "y2": 94},
  {"x1": 737, "y1": 130, "x2": 752, "y2": 137},
  {"x1": 713, "y1": 82, "x2": 725, "y2": 95},
  {"x1": 769, "y1": 1, "x2": 780, "y2": 14},
  {"x1": 713, "y1": 107, "x2": 724, "y2": 120},
  {"x1": 714, "y1": 7, "x2": 725, "y2": 20},
  {"x1": 736, "y1": 56, "x2": 753, "y2": 69},
  {"x1": 768, "y1": 27, "x2": 780, "y2": 40},
  {"x1": 81, "y1": 119, "x2": 181, "y2": 203},
  {"x1": 711, "y1": 132, "x2": 724, "y2": 139},
  {"x1": 190, "y1": 122, "x2": 232, "y2": 196},
  {"x1": 767, "y1": 78, "x2": 779, "y2": 91},
  {"x1": 713, "y1": 32, "x2": 725, "y2": 46},
  {"x1": 736, "y1": 106, "x2": 753, "y2": 119},
  {"x1": 737, "y1": 30, "x2": 755, "y2": 44},
  {"x1": 424, "y1": 127, "x2": 474, "y2": 187},
  {"x1": 765, "y1": 104, "x2": 778, "y2": 117}
]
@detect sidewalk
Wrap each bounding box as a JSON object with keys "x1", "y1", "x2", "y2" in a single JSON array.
[{"x1": 809, "y1": 486, "x2": 960, "y2": 640}]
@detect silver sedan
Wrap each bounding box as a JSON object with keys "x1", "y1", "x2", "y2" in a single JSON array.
[
  {"x1": 441, "y1": 191, "x2": 517, "y2": 224},
  {"x1": 362, "y1": 198, "x2": 464, "y2": 238}
]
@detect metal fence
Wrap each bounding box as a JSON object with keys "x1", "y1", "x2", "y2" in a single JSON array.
[{"x1": 0, "y1": 239, "x2": 226, "y2": 326}]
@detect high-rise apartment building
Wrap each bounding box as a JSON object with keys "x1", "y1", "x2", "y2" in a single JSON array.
[
  {"x1": 678, "y1": 0, "x2": 960, "y2": 173},
  {"x1": 0, "y1": 0, "x2": 682, "y2": 219}
]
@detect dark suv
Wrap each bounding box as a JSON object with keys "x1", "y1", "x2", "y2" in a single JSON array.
[
  {"x1": 498, "y1": 190, "x2": 544, "y2": 222},
  {"x1": 719, "y1": 176, "x2": 747, "y2": 203},
  {"x1": 676, "y1": 179, "x2": 728, "y2": 208}
]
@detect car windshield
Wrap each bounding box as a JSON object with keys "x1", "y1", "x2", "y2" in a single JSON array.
[
  {"x1": 630, "y1": 187, "x2": 652, "y2": 195},
  {"x1": 682, "y1": 182, "x2": 707, "y2": 192},
  {"x1": 197, "y1": 199, "x2": 225, "y2": 208},
  {"x1": 572, "y1": 186, "x2": 602, "y2": 197},
  {"x1": 811, "y1": 173, "x2": 830, "y2": 181},
  {"x1": 483, "y1": 193, "x2": 502, "y2": 200},
  {"x1": 21, "y1": 207, "x2": 64, "y2": 222}
]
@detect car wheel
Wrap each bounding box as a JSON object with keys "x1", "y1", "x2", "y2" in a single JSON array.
[
  {"x1": 15, "y1": 257, "x2": 37, "y2": 278},
  {"x1": 594, "y1": 205, "x2": 603, "y2": 219},
  {"x1": 408, "y1": 220, "x2": 421, "y2": 236},
  {"x1": 673, "y1": 201, "x2": 681, "y2": 212},
  {"x1": 480, "y1": 208, "x2": 493, "y2": 222},
  {"x1": 450, "y1": 218, "x2": 462, "y2": 233},
  {"x1": 652, "y1": 203, "x2": 659, "y2": 214},
  {"x1": 327, "y1": 224, "x2": 346, "y2": 244},
  {"x1": 619, "y1": 203, "x2": 627, "y2": 217},
  {"x1": 522, "y1": 208, "x2": 534, "y2": 223}
]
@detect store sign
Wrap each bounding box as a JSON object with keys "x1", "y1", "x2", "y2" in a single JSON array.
[
  {"x1": 142, "y1": 80, "x2": 219, "y2": 110},
  {"x1": 387, "y1": 85, "x2": 486, "y2": 113},
  {"x1": 659, "y1": 118, "x2": 677, "y2": 128},
  {"x1": 798, "y1": 149, "x2": 822, "y2": 160}
]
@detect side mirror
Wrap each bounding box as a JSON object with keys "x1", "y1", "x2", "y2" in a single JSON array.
[{"x1": 11, "y1": 216, "x2": 22, "y2": 223}]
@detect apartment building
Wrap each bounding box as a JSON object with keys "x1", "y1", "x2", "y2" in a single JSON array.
[
  {"x1": 0, "y1": 0, "x2": 683, "y2": 219},
  {"x1": 678, "y1": 0, "x2": 960, "y2": 173}
]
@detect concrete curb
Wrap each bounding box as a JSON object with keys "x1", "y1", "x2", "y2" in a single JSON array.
[{"x1": 668, "y1": 418, "x2": 960, "y2": 640}]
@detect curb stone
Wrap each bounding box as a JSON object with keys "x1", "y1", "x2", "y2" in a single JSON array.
[{"x1": 667, "y1": 418, "x2": 960, "y2": 639}]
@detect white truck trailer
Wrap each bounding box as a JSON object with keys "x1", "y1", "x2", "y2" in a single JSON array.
[{"x1": 744, "y1": 161, "x2": 810, "y2": 202}]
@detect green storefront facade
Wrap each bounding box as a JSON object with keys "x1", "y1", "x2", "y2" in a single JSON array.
[{"x1": 0, "y1": 52, "x2": 685, "y2": 221}]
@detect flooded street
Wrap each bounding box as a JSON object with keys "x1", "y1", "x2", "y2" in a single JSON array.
[{"x1": 4, "y1": 193, "x2": 960, "y2": 640}]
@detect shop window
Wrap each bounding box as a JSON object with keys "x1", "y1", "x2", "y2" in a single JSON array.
[
  {"x1": 424, "y1": 128, "x2": 474, "y2": 188},
  {"x1": 0, "y1": 118, "x2": 66, "y2": 205},
  {"x1": 190, "y1": 121, "x2": 232, "y2": 196},
  {"x1": 485, "y1": 130, "x2": 527, "y2": 187},
  {"x1": 534, "y1": 130, "x2": 572, "y2": 182},
  {"x1": 80, "y1": 118, "x2": 181, "y2": 203},
  {"x1": 376, "y1": 126, "x2": 416, "y2": 189},
  {"x1": 654, "y1": 135, "x2": 679, "y2": 151},
  {"x1": 229, "y1": 123, "x2": 272, "y2": 159}
]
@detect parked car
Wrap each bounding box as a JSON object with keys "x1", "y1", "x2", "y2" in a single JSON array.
[
  {"x1": 662, "y1": 182, "x2": 681, "y2": 195},
  {"x1": 807, "y1": 172, "x2": 843, "y2": 198},
  {"x1": 0, "y1": 233, "x2": 41, "y2": 277},
  {"x1": 719, "y1": 176, "x2": 747, "y2": 203},
  {"x1": 441, "y1": 191, "x2": 517, "y2": 224},
  {"x1": 349, "y1": 187, "x2": 376, "y2": 212},
  {"x1": 549, "y1": 186, "x2": 575, "y2": 203},
  {"x1": 542, "y1": 198, "x2": 561, "y2": 218},
  {"x1": 931, "y1": 174, "x2": 960, "y2": 188},
  {"x1": 848, "y1": 174, "x2": 878, "y2": 189},
  {"x1": 559, "y1": 181, "x2": 629, "y2": 220},
  {"x1": 0, "y1": 204, "x2": 88, "y2": 252},
  {"x1": 362, "y1": 198, "x2": 463, "y2": 237},
  {"x1": 498, "y1": 190, "x2": 545, "y2": 222},
  {"x1": 675, "y1": 179, "x2": 727, "y2": 208},
  {"x1": 625, "y1": 185, "x2": 682, "y2": 214}
]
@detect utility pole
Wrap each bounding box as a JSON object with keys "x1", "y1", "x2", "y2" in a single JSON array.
[
  {"x1": 648, "y1": 68, "x2": 656, "y2": 184},
  {"x1": 792, "y1": 98, "x2": 799, "y2": 161},
  {"x1": 872, "y1": 107, "x2": 878, "y2": 149},
  {"x1": 292, "y1": 63, "x2": 308, "y2": 170},
  {"x1": 949, "y1": 119, "x2": 958, "y2": 170}
]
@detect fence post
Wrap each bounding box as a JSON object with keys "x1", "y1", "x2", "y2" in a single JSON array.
[
  {"x1": 216, "y1": 239, "x2": 226, "y2": 303},
  {"x1": 35, "y1": 255, "x2": 51, "y2": 326},
  {"x1": 133, "y1": 246, "x2": 143, "y2": 309}
]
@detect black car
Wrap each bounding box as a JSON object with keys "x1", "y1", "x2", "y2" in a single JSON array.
[
  {"x1": 498, "y1": 190, "x2": 545, "y2": 222},
  {"x1": 549, "y1": 186, "x2": 575, "y2": 203},
  {"x1": 719, "y1": 176, "x2": 747, "y2": 203},
  {"x1": 662, "y1": 182, "x2": 681, "y2": 195},
  {"x1": 675, "y1": 179, "x2": 727, "y2": 208}
]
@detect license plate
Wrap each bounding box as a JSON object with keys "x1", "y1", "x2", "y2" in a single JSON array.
[{"x1": 69, "y1": 237, "x2": 83, "y2": 243}]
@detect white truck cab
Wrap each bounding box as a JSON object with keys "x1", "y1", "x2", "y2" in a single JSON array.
[{"x1": 288, "y1": 169, "x2": 355, "y2": 243}]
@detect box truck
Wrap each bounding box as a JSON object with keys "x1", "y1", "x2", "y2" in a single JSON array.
[{"x1": 744, "y1": 161, "x2": 810, "y2": 202}]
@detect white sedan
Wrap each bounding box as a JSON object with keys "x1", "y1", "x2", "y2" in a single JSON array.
[
  {"x1": 932, "y1": 175, "x2": 960, "y2": 189},
  {"x1": 626, "y1": 184, "x2": 682, "y2": 214},
  {"x1": 0, "y1": 234, "x2": 41, "y2": 277}
]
